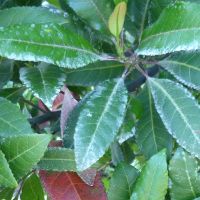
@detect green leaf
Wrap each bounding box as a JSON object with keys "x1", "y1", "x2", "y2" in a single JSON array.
[
  {"x1": 125, "y1": 0, "x2": 150, "y2": 43},
  {"x1": 37, "y1": 147, "x2": 76, "y2": 171},
  {"x1": 0, "y1": 188, "x2": 14, "y2": 200},
  {"x1": 110, "y1": 141, "x2": 124, "y2": 166},
  {"x1": 20, "y1": 63, "x2": 66, "y2": 108},
  {"x1": 169, "y1": 148, "x2": 200, "y2": 200},
  {"x1": 63, "y1": 90, "x2": 94, "y2": 149},
  {"x1": 108, "y1": 162, "x2": 139, "y2": 200},
  {"x1": 0, "y1": 150, "x2": 17, "y2": 188},
  {"x1": 1, "y1": 134, "x2": 51, "y2": 179},
  {"x1": 0, "y1": 7, "x2": 67, "y2": 27},
  {"x1": 67, "y1": 0, "x2": 114, "y2": 34},
  {"x1": 136, "y1": 2, "x2": 200, "y2": 56},
  {"x1": 148, "y1": 78, "x2": 200, "y2": 160},
  {"x1": 114, "y1": 0, "x2": 128, "y2": 5},
  {"x1": 0, "y1": 97, "x2": 33, "y2": 137},
  {"x1": 20, "y1": 174, "x2": 44, "y2": 200},
  {"x1": 75, "y1": 79, "x2": 128, "y2": 171},
  {"x1": 130, "y1": 149, "x2": 168, "y2": 200},
  {"x1": 135, "y1": 85, "x2": 172, "y2": 159},
  {"x1": 0, "y1": 87, "x2": 25, "y2": 103},
  {"x1": 159, "y1": 51, "x2": 200, "y2": 90},
  {"x1": 108, "y1": 2, "x2": 127, "y2": 37},
  {"x1": 0, "y1": 23, "x2": 100, "y2": 68},
  {"x1": 0, "y1": 59, "x2": 13, "y2": 89},
  {"x1": 148, "y1": 0, "x2": 172, "y2": 23},
  {"x1": 47, "y1": 0, "x2": 61, "y2": 8},
  {"x1": 63, "y1": 61, "x2": 125, "y2": 86}
]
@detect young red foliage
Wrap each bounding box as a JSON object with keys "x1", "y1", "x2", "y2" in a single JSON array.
[{"x1": 39, "y1": 171, "x2": 107, "y2": 200}]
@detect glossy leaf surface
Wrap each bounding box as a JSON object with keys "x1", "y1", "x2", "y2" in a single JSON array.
[
  {"x1": 148, "y1": 78, "x2": 200, "y2": 159},
  {"x1": 0, "y1": 97, "x2": 32, "y2": 137},
  {"x1": 137, "y1": 2, "x2": 200, "y2": 55},
  {"x1": 0, "y1": 7, "x2": 67, "y2": 27},
  {"x1": 159, "y1": 51, "x2": 200, "y2": 90},
  {"x1": 0, "y1": 59, "x2": 13, "y2": 89},
  {"x1": 135, "y1": 85, "x2": 172, "y2": 158},
  {"x1": 67, "y1": 0, "x2": 114, "y2": 34},
  {"x1": 131, "y1": 150, "x2": 168, "y2": 200},
  {"x1": 39, "y1": 170, "x2": 107, "y2": 200},
  {"x1": 63, "y1": 91, "x2": 94, "y2": 149},
  {"x1": 169, "y1": 148, "x2": 200, "y2": 200},
  {"x1": 0, "y1": 150, "x2": 17, "y2": 188},
  {"x1": 74, "y1": 79, "x2": 128, "y2": 171},
  {"x1": 38, "y1": 147, "x2": 76, "y2": 171},
  {"x1": 0, "y1": 23, "x2": 100, "y2": 68},
  {"x1": 20, "y1": 63, "x2": 66, "y2": 108},
  {"x1": 1, "y1": 134, "x2": 51, "y2": 179},
  {"x1": 20, "y1": 174, "x2": 44, "y2": 200},
  {"x1": 63, "y1": 61, "x2": 125, "y2": 86},
  {"x1": 108, "y1": 162, "x2": 139, "y2": 200}
]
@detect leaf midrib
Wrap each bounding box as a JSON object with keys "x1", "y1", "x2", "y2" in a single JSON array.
[
  {"x1": 160, "y1": 60, "x2": 200, "y2": 72},
  {"x1": 8, "y1": 136, "x2": 47, "y2": 164},
  {"x1": 141, "y1": 27, "x2": 200, "y2": 44},
  {"x1": 0, "y1": 38, "x2": 99, "y2": 57},
  {"x1": 81, "y1": 79, "x2": 123, "y2": 167},
  {"x1": 183, "y1": 151, "x2": 197, "y2": 198},
  {"x1": 149, "y1": 78, "x2": 200, "y2": 144}
]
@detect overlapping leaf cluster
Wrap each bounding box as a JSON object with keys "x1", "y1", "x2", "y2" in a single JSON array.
[{"x1": 1, "y1": 0, "x2": 200, "y2": 199}]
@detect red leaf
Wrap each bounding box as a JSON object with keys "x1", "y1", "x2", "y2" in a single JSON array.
[
  {"x1": 39, "y1": 171, "x2": 107, "y2": 200},
  {"x1": 48, "y1": 140, "x2": 62, "y2": 147},
  {"x1": 52, "y1": 92, "x2": 64, "y2": 111},
  {"x1": 60, "y1": 87, "x2": 78, "y2": 137}
]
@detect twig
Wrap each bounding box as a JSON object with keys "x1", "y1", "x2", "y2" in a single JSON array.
[{"x1": 20, "y1": 98, "x2": 46, "y2": 113}]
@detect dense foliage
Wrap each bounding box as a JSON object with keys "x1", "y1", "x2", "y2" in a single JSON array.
[{"x1": 0, "y1": 0, "x2": 200, "y2": 199}]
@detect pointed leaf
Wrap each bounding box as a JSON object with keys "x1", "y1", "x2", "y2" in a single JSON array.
[
  {"x1": 169, "y1": 148, "x2": 200, "y2": 200},
  {"x1": 0, "y1": 6, "x2": 67, "y2": 27},
  {"x1": 136, "y1": 2, "x2": 200, "y2": 55},
  {"x1": 135, "y1": 85, "x2": 172, "y2": 159},
  {"x1": 20, "y1": 174, "x2": 44, "y2": 200},
  {"x1": 75, "y1": 79, "x2": 128, "y2": 171},
  {"x1": 1, "y1": 134, "x2": 51, "y2": 179},
  {"x1": 0, "y1": 97, "x2": 33, "y2": 137},
  {"x1": 20, "y1": 63, "x2": 66, "y2": 108},
  {"x1": 148, "y1": 78, "x2": 200, "y2": 159},
  {"x1": 108, "y1": 2, "x2": 127, "y2": 37},
  {"x1": 64, "y1": 61, "x2": 125, "y2": 86},
  {"x1": 39, "y1": 171, "x2": 107, "y2": 200},
  {"x1": 0, "y1": 58, "x2": 13, "y2": 89},
  {"x1": 0, "y1": 150, "x2": 17, "y2": 188},
  {"x1": 67, "y1": 0, "x2": 114, "y2": 34},
  {"x1": 130, "y1": 150, "x2": 168, "y2": 200},
  {"x1": 37, "y1": 147, "x2": 76, "y2": 171},
  {"x1": 159, "y1": 51, "x2": 200, "y2": 90},
  {"x1": 79, "y1": 169, "x2": 97, "y2": 186},
  {"x1": 108, "y1": 162, "x2": 139, "y2": 200},
  {"x1": 0, "y1": 23, "x2": 100, "y2": 68}
]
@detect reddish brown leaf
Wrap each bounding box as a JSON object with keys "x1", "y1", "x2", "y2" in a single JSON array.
[
  {"x1": 39, "y1": 171, "x2": 107, "y2": 200},
  {"x1": 52, "y1": 92, "x2": 64, "y2": 111},
  {"x1": 48, "y1": 140, "x2": 62, "y2": 147},
  {"x1": 79, "y1": 169, "x2": 97, "y2": 186},
  {"x1": 60, "y1": 87, "x2": 78, "y2": 138}
]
